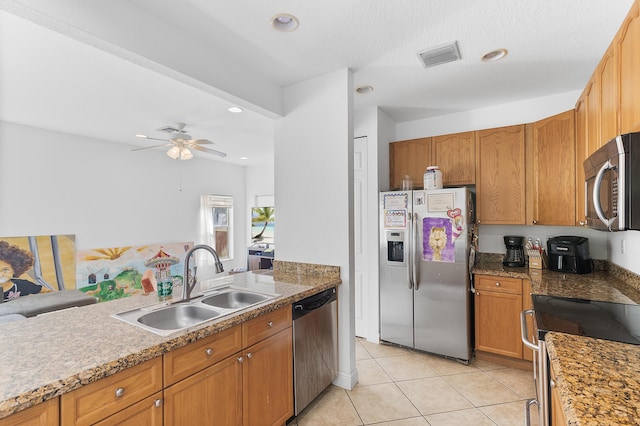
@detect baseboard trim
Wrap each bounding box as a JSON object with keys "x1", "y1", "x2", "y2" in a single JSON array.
[{"x1": 332, "y1": 368, "x2": 359, "y2": 390}]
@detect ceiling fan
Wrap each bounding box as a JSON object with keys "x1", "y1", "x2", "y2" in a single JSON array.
[{"x1": 132, "y1": 122, "x2": 227, "y2": 160}]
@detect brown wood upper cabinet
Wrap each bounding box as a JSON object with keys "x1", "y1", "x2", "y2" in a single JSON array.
[
  {"x1": 475, "y1": 125, "x2": 526, "y2": 225},
  {"x1": 389, "y1": 137, "x2": 431, "y2": 189},
  {"x1": 619, "y1": 1, "x2": 640, "y2": 134},
  {"x1": 432, "y1": 131, "x2": 476, "y2": 186},
  {"x1": 526, "y1": 110, "x2": 576, "y2": 226}
]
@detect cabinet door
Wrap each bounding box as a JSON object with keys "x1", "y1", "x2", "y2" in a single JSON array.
[
  {"x1": 164, "y1": 354, "x2": 243, "y2": 426},
  {"x1": 243, "y1": 327, "x2": 293, "y2": 426},
  {"x1": 526, "y1": 110, "x2": 576, "y2": 226},
  {"x1": 94, "y1": 393, "x2": 163, "y2": 426},
  {"x1": 620, "y1": 2, "x2": 640, "y2": 134},
  {"x1": 599, "y1": 48, "x2": 619, "y2": 143},
  {"x1": 389, "y1": 138, "x2": 431, "y2": 189},
  {"x1": 432, "y1": 131, "x2": 475, "y2": 186},
  {"x1": 474, "y1": 289, "x2": 523, "y2": 359},
  {"x1": 585, "y1": 79, "x2": 602, "y2": 156},
  {"x1": 475, "y1": 125, "x2": 526, "y2": 224},
  {"x1": 0, "y1": 398, "x2": 59, "y2": 426},
  {"x1": 550, "y1": 364, "x2": 568, "y2": 426},
  {"x1": 575, "y1": 96, "x2": 588, "y2": 226}
]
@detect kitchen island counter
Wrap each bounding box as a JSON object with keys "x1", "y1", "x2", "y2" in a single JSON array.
[
  {"x1": 546, "y1": 331, "x2": 640, "y2": 426},
  {"x1": 0, "y1": 268, "x2": 340, "y2": 419}
]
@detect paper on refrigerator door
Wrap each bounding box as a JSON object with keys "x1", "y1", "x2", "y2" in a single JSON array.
[{"x1": 422, "y1": 217, "x2": 455, "y2": 262}]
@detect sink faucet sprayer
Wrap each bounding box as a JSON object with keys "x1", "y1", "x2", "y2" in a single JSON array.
[{"x1": 182, "y1": 244, "x2": 224, "y2": 302}]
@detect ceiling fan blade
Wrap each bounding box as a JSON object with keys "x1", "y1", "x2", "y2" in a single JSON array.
[
  {"x1": 192, "y1": 145, "x2": 227, "y2": 158},
  {"x1": 131, "y1": 143, "x2": 171, "y2": 151},
  {"x1": 190, "y1": 139, "x2": 212, "y2": 145},
  {"x1": 144, "y1": 136, "x2": 170, "y2": 142}
]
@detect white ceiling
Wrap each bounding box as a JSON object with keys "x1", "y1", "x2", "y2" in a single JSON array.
[{"x1": 0, "y1": 0, "x2": 634, "y2": 165}]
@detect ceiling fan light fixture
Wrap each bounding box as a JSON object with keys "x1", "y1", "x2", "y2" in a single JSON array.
[
  {"x1": 271, "y1": 13, "x2": 299, "y2": 32},
  {"x1": 180, "y1": 148, "x2": 193, "y2": 160},
  {"x1": 167, "y1": 146, "x2": 180, "y2": 159}
]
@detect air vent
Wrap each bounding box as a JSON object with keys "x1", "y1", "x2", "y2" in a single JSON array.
[{"x1": 417, "y1": 41, "x2": 461, "y2": 68}]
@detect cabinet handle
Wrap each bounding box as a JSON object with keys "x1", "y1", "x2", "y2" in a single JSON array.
[
  {"x1": 205, "y1": 348, "x2": 213, "y2": 356},
  {"x1": 237, "y1": 356, "x2": 244, "y2": 363},
  {"x1": 579, "y1": 221, "x2": 586, "y2": 226},
  {"x1": 154, "y1": 399, "x2": 162, "y2": 408},
  {"x1": 532, "y1": 220, "x2": 537, "y2": 224},
  {"x1": 267, "y1": 321, "x2": 274, "y2": 327},
  {"x1": 495, "y1": 282, "x2": 500, "y2": 287},
  {"x1": 550, "y1": 378, "x2": 556, "y2": 388},
  {"x1": 115, "y1": 388, "x2": 125, "y2": 398},
  {"x1": 477, "y1": 220, "x2": 481, "y2": 224},
  {"x1": 476, "y1": 291, "x2": 480, "y2": 296},
  {"x1": 246, "y1": 352, "x2": 253, "y2": 359}
]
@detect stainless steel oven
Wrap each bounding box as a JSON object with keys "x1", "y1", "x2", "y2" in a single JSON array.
[{"x1": 521, "y1": 309, "x2": 549, "y2": 426}]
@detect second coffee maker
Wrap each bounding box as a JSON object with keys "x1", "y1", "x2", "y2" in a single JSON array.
[{"x1": 503, "y1": 235, "x2": 525, "y2": 267}]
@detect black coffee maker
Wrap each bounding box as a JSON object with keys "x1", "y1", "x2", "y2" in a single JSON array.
[{"x1": 503, "y1": 235, "x2": 525, "y2": 267}]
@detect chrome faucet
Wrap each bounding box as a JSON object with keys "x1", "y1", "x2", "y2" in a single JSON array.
[{"x1": 182, "y1": 244, "x2": 224, "y2": 302}]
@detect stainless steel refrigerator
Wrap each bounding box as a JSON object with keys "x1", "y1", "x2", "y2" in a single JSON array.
[{"x1": 379, "y1": 187, "x2": 475, "y2": 362}]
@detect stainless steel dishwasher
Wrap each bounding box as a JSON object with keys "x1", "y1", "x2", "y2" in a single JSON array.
[{"x1": 292, "y1": 287, "x2": 338, "y2": 415}]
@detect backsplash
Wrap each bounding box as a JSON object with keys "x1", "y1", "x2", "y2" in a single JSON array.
[{"x1": 273, "y1": 260, "x2": 340, "y2": 281}]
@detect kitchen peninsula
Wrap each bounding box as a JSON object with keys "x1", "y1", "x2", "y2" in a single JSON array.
[
  {"x1": 0, "y1": 262, "x2": 340, "y2": 424},
  {"x1": 474, "y1": 256, "x2": 640, "y2": 425}
]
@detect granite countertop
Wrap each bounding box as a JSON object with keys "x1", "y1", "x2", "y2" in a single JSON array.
[
  {"x1": 473, "y1": 261, "x2": 640, "y2": 303},
  {"x1": 474, "y1": 259, "x2": 640, "y2": 425},
  {"x1": 0, "y1": 270, "x2": 341, "y2": 419},
  {"x1": 546, "y1": 332, "x2": 640, "y2": 426}
]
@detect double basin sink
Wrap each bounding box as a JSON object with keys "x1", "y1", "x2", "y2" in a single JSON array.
[{"x1": 112, "y1": 285, "x2": 280, "y2": 336}]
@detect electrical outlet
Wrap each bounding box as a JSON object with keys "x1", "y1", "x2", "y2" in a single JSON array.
[{"x1": 621, "y1": 239, "x2": 626, "y2": 255}]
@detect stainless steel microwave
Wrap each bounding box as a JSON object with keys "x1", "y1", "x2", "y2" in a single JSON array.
[{"x1": 583, "y1": 132, "x2": 640, "y2": 231}]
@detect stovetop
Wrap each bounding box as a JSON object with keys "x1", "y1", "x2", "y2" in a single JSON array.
[{"x1": 532, "y1": 295, "x2": 640, "y2": 345}]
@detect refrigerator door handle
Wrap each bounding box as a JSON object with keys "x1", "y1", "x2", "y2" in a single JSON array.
[
  {"x1": 412, "y1": 213, "x2": 419, "y2": 290},
  {"x1": 407, "y1": 212, "x2": 414, "y2": 289}
]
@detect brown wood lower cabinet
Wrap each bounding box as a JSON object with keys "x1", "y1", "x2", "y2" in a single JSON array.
[
  {"x1": 164, "y1": 306, "x2": 293, "y2": 426},
  {"x1": 61, "y1": 356, "x2": 163, "y2": 426},
  {"x1": 550, "y1": 363, "x2": 568, "y2": 426},
  {"x1": 474, "y1": 274, "x2": 533, "y2": 366},
  {"x1": 164, "y1": 353, "x2": 243, "y2": 425},
  {"x1": 0, "y1": 398, "x2": 59, "y2": 426}
]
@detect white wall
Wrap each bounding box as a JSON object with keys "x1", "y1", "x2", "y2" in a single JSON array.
[
  {"x1": 274, "y1": 68, "x2": 357, "y2": 389},
  {"x1": 608, "y1": 231, "x2": 640, "y2": 275},
  {"x1": 0, "y1": 121, "x2": 248, "y2": 271},
  {"x1": 396, "y1": 90, "x2": 582, "y2": 140}
]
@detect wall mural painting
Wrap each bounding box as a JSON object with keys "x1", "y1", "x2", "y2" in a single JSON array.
[
  {"x1": 1, "y1": 235, "x2": 76, "y2": 302},
  {"x1": 76, "y1": 242, "x2": 193, "y2": 302}
]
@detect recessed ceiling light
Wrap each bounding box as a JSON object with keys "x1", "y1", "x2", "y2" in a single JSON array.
[
  {"x1": 481, "y1": 49, "x2": 508, "y2": 62},
  {"x1": 240, "y1": 156, "x2": 249, "y2": 160},
  {"x1": 228, "y1": 106, "x2": 243, "y2": 113},
  {"x1": 135, "y1": 134, "x2": 148, "y2": 138},
  {"x1": 356, "y1": 85, "x2": 374, "y2": 94},
  {"x1": 271, "y1": 13, "x2": 299, "y2": 32}
]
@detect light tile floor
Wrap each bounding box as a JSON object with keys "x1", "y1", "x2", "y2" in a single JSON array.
[{"x1": 289, "y1": 338, "x2": 539, "y2": 426}]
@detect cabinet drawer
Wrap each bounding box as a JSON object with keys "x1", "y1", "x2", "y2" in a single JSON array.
[
  {"x1": 61, "y1": 357, "x2": 162, "y2": 426},
  {"x1": 164, "y1": 324, "x2": 242, "y2": 386},
  {"x1": 242, "y1": 306, "x2": 291, "y2": 348},
  {"x1": 475, "y1": 275, "x2": 522, "y2": 295}
]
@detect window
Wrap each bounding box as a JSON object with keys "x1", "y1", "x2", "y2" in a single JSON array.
[{"x1": 200, "y1": 195, "x2": 233, "y2": 260}]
